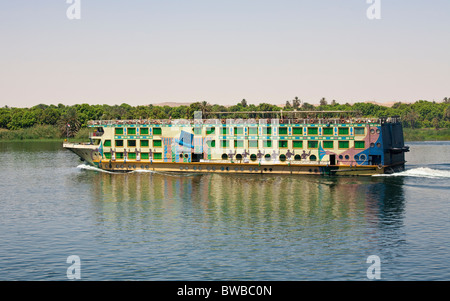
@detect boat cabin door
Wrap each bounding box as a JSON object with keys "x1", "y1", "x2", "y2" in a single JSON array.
[{"x1": 330, "y1": 154, "x2": 336, "y2": 166}]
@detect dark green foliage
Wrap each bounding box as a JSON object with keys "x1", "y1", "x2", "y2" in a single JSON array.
[{"x1": 0, "y1": 98, "x2": 449, "y2": 140}]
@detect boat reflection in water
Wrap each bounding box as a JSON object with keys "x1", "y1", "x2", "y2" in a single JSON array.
[
  {"x1": 86, "y1": 170, "x2": 405, "y2": 234},
  {"x1": 77, "y1": 168, "x2": 407, "y2": 279}
]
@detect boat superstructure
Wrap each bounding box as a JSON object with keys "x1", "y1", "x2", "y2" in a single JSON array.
[{"x1": 63, "y1": 112, "x2": 409, "y2": 176}]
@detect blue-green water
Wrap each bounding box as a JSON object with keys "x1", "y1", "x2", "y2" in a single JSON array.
[{"x1": 0, "y1": 141, "x2": 449, "y2": 280}]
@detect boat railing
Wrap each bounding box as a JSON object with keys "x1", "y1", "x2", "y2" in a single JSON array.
[{"x1": 87, "y1": 117, "x2": 402, "y2": 126}]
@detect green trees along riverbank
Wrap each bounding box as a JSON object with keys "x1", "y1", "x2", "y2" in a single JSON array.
[{"x1": 1, "y1": 98, "x2": 449, "y2": 141}]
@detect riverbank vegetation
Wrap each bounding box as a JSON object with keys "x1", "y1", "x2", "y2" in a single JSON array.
[{"x1": 1, "y1": 98, "x2": 449, "y2": 141}]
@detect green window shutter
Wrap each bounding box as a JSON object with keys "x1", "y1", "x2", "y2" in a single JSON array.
[
  {"x1": 115, "y1": 128, "x2": 123, "y2": 135},
  {"x1": 128, "y1": 152, "x2": 136, "y2": 159},
  {"x1": 141, "y1": 153, "x2": 149, "y2": 160},
  {"x1": 140, "y1": 140, "x2": 149, "y2": 147},
  {"x1": 153, "y1": 127, "x2": 162, "y2": 135},
  {"x1": 153, "y1": 140, "x2": 162, "y2": 147},
  {"x1": 354, "y1": 141, "x2": 365, "y2": 149},
  {"x1": 249, "y1": 140, "x2": 258, "y2": 148},
  {"x1": 153, "y1": 153, "x2": 162, "y2": 159},
  {"x1": 354, "y1": 127, "x2": 365, "y2": 135},
  {"x1": 234, "y1": 127, "x2": 243, "y2": 135},
  {"x1": 206, "y1": 127, "x2": 215, "y2": 135},
  {"x1": 308, "y1": 141, "x2": 318, "y2": 149},
  {"x1": 221, "y1": 127, "x2": 228, "y2": 135},
  {"x1": 140, "y1": 128, "x2": 149, "y2": 135},
  {"x1": 307, "y1": 127, "x2": 318, "y2": 135},
  {"x1": 104, "y1": 152, "x2": 111, "y2": 159},
  {"x1": 338, "y1": 141, "x2": 349, "y2": 149},
  {"x1": 323, "y1": 127, "x2": 333, "y2": 135},
  {"x1": 279, "y1": 127, "x2": 288, "y2": 135},
  {"x1": 263, "y1": 140, "x2": 272, "y2": 148},
  {"x1": 293, "y1": 127, "x2": 303, "y2": 135},
  {"x1": 279, "y1": 140, "x2": 288, "y2": 148},
  {"x1": 293, "y1": 141, "x2": 303, "y2": 148},
  {"x1": 248, "y1": 127, "x2": 258, "y2": 135},
  {"x1": 221, "y1": 140, "x2": 229, "y2": 148},
  {"x1": 127, "y1": 140, "x2": 136, "y2": 147},
  {"x1": 115, "y1": 140, "x2": 123, "y2": 147},
  {"x1": 323, "y1": 141, "x2": 334, "y2": 149},
  {"x1": 104, "y1": 140, "x2": 111, "y2": 147},
  {"x1": 116, "y1": 152, "x2": 124, "y2": 159},
  {"x1": 338, "y1": 127, "x2": 349, "y2": 135},
  {"x1": 234, "y1": 140, "x2": 244, "y2": 148},
  {"x1": 128, "y1": 128, "x2": 136, "y2": 135}
]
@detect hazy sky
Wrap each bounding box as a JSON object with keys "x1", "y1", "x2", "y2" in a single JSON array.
[{"x1": 0, "y1": 0, "x2": 449, "y2": 107}]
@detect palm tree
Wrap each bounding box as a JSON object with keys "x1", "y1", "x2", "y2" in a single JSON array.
[
  {"x1": 58, "y1": 107, "x2": 81, "y2": 137},
  {"x1": 199, "y1": 101, "x2": 212, "y2": 118},
  {"x1": 292, "y1": 97, "x2": 301, "y2": 110}
]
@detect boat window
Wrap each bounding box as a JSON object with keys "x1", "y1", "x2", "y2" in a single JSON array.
[
  {"x1": 294, "y1": 154, "x2": 301, "y2": 160},
  {"x1": 127, "y1": 140, "x2": 136, "y2": 147},
  {"x1": 140, "y1": 128, "x2": 149, "y2": 135},
  {"x1": 293, "y1": 141, "x2": 303, "y2": 148},
  {"x1": 264, "y1": 154, "x2": 271, "y2": 161},
  {"x1": 279, "y1": 127, "x2": 288, "y2": 135},
  {"x1": 262, "y1": 140, "x2": 272, "y2": 148},
  {"x1": 234, "y1": 140, "x2": 244, "y2": 148},
  {"x1": 221, "y1": 140, "x2": 229, "y2": 148},
  {"x1": 153, "y1": 153, "x2": 162, "y2": 160},
  {"x1": 249, "y1": 140, "x2": 258, "y2": 148},
  {"x1": 222, "y1": 154, "x2": 228, "y2": 160},
  {"x1": 338, "y1": 141, "x2": 349, "y2": 149},
  {"x1": 153, "y1": 140, "x2": 162, "y2": 147},
  {"x1": 354, "y1": 127, "x2": 365, "y2": 135},
  {"x1": 104, "y1": 140, "x2": 111, "y2": 147},
  {"x1": 153, "y1": 127, "x2": 162, "y2": 135},
  {"x1": 354, "y1": 141, "x2": 365, "y2": 149},
  {"x1": 128, "y1": 128, "x2": 136, "y2": 135},
  {"x1": 293, "y1": 127, "x2": 303, "y2": 135},
  {"x1": 234, "y1": 127, "x2": 244, "y2": 135},
  {"x1": 115, "y1": 128, "x2": 123, "y2": 135},
  {"x1": 248, "y1": 127, "x2": 258, "y2": 135},
  {"x1": 323, "y1": 141, "x2": 334, "y2": 149},
  {"x1": 308, "y1": 141, "x2": 318, "y2": 149},
  {"x1": 279, "y1": 140, "x2": 288, "y2": 148},
  {"x1": 338, "y1": 127, "x2": 349, "y2": 135},
  {"x1": 140, "y1": 140, "x2": 149, "y2": 147},
  {"x1": 250, "y1": 154, "x2": 257, "y2": 161},
  {"x1": 307, "y1": 127, "x2": 318, "y2": 135},
  {"x1": 323, "y1": 127, "x2": 333, "y2": 135},
  {"x1": 279, "y1": 154, "x2": 286, "y2": 161},
  {"x1": 115, "y1": 140, "x2": 124, "y2": 147},
  {"x1": 310, "y1": 155, "x2": 317, "y2": 161}
]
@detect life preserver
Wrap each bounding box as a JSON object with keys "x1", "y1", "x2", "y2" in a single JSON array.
[
  {"x1": 310, "y1": 119, "x2": 315, "y2": 124},
  {"x1": 280, "y1": 119, "x2": 284, "y2": 124},
  {"x1": 357, "y1": 120, "x2": 362, "y2": 124},
  {"x1": 340, "y1": 119, "x2": 346, "y2": 124}
]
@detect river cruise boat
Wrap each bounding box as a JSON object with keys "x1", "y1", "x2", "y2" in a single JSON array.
[{"x1": 63, "y1": 111, "x2": 409, "y2": 176}]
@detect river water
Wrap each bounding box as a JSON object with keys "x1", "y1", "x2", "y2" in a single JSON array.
[{"x1": 0, "y1": 141, "x2": 449, "y2": 281}]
